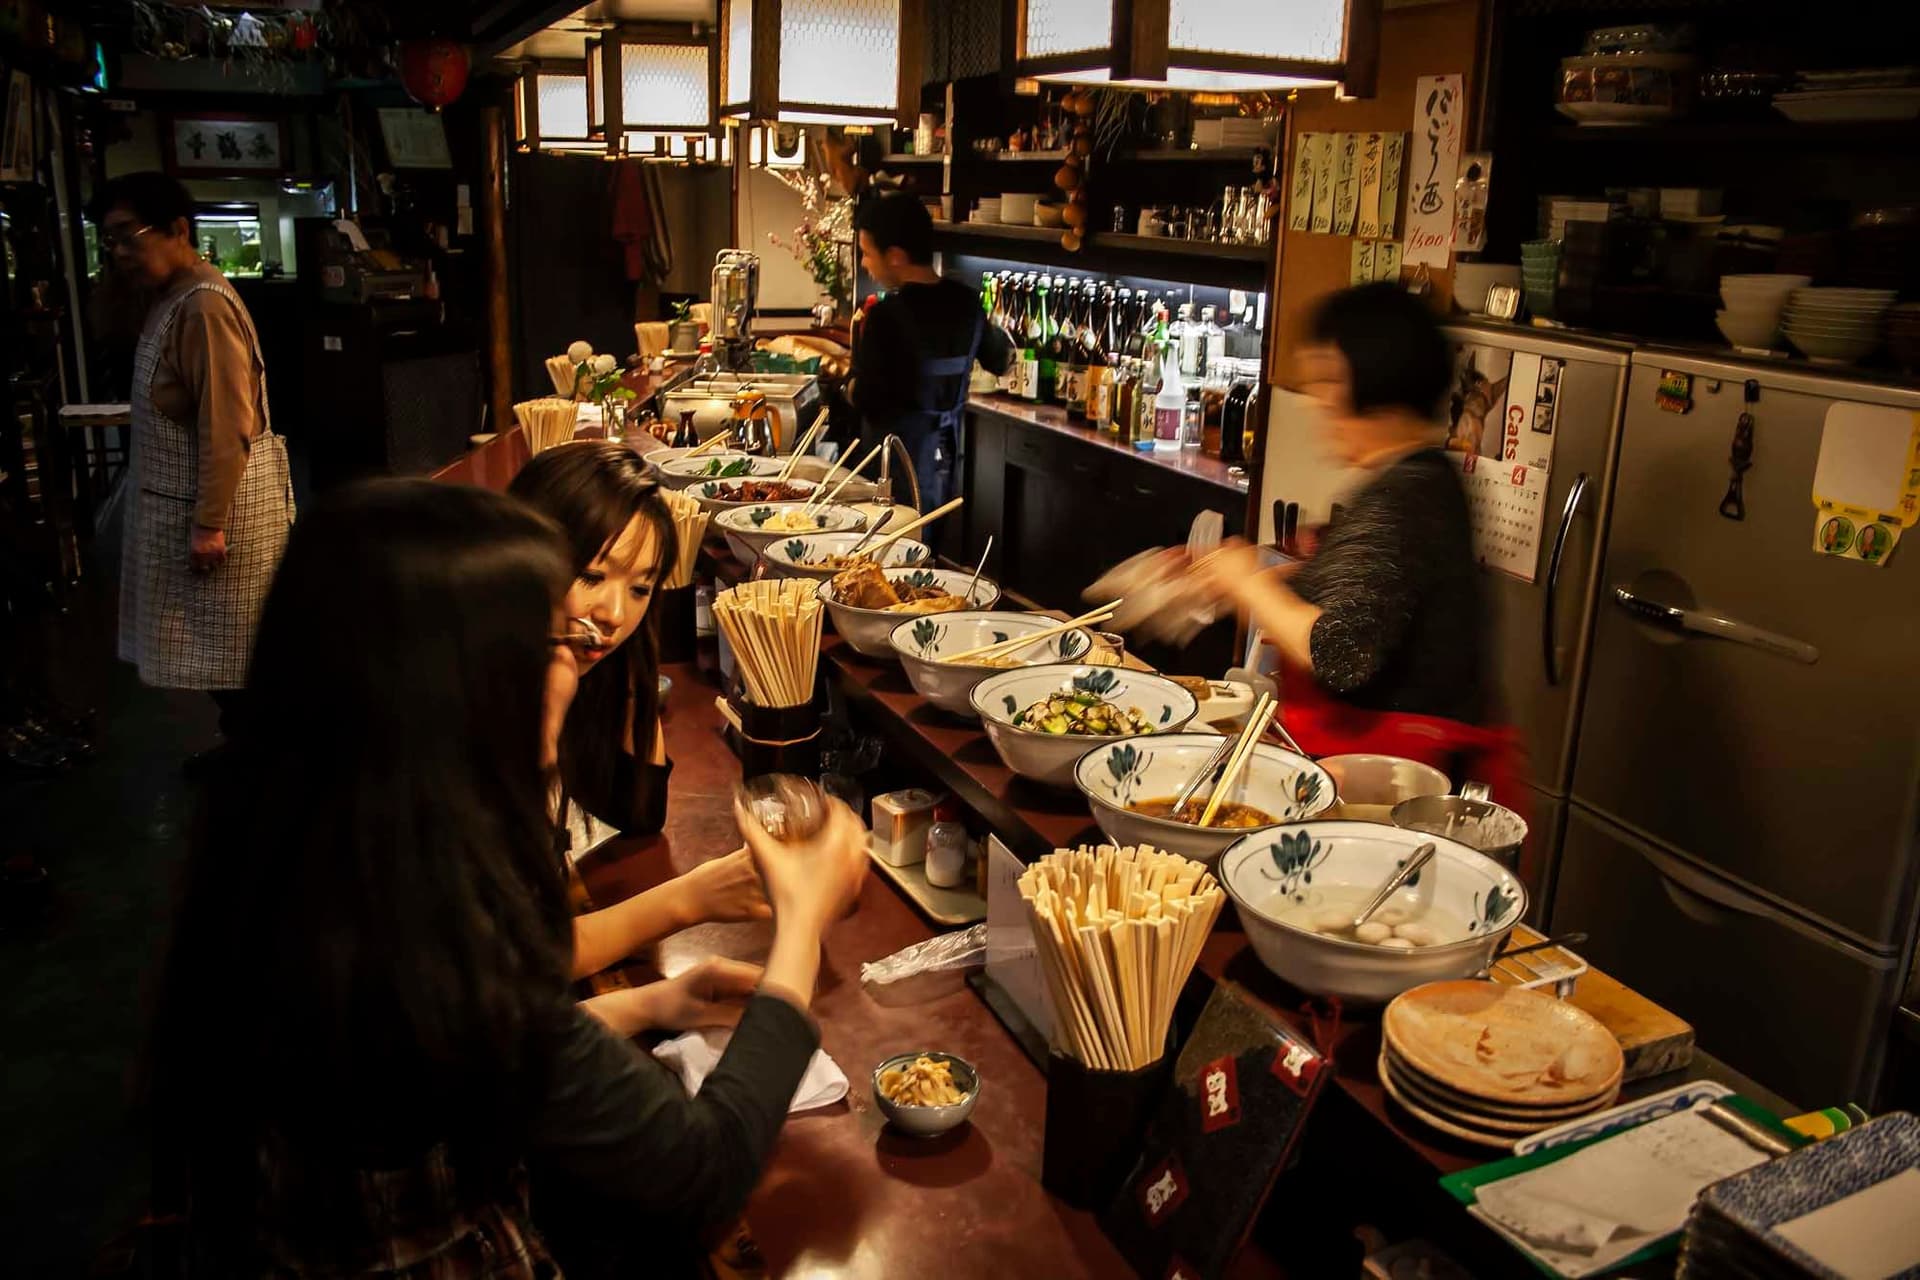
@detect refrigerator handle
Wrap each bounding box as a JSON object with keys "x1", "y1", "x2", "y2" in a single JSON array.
[
  {"x1": 1611, "y1": 586, "x2": 1821, "y2": 665},
  {"x1": 1541, "y1": 472, "x2": 1590, "y2": 687}
]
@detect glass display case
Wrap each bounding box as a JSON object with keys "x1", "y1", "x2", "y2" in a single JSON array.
[{"x1": 194, "y1": 202, "x2": 265, "y2": 277}]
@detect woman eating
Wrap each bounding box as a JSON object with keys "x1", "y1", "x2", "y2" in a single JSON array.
[
  {"x1": 147, "y1": 480, "x2": 870, "y2": 1276},
  {"x1": 1190, "y1": 284, "x2": 1517, "y2": 794}
]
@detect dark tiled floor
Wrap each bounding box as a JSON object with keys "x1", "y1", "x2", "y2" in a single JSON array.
[{"x1": 1, "y1": 546, "x2": 219, "y2": 1273}]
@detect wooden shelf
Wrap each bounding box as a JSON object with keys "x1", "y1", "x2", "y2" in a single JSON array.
[
  {"x1": 1096, "y1": 232, "x2": 1270, "y2": 262},
  {"x1": 879, "y1": 153, "x2": 947, "y2": 165},
  {"x1": 933, "y1": 220, "x2": 1067, "y2": 244},
  {"x1": 1111, "y1": 147, "x2": 1262, "y2": 163},
  {"x1": 1537, "y1": 117, "x2": 1920, "y2": 146},
  {"x1": 969, "y1": 149, "x2": 1073, "y2": 162},
  {"x1": 930, "y1": 222, "x2": 1271, "y2": 290}
]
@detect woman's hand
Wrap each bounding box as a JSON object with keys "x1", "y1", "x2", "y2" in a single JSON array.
[
  {"x1": 582, "y1": 957, "x2": 766, "y2": 1037},
  {"x1": 736, "y1": 795, "x2": 868, "y2": 931},
  {"x1": 674, "y1": 847, "x2": 773, "y2": 927},
  {"x1": 1191, "y1": 539, "x2": 1321, "y2": 670},
  {"x1": 188, "y1": 525, "x2": 227, "y2": 574}
]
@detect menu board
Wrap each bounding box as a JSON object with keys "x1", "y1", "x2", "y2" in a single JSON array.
[{"x1": 1100, "y1": 985, "x2": 1329, "y2": 1280}]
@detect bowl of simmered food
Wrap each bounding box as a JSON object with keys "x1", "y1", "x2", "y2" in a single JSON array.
[
  {"x1": 872, "y1": 1051, "x2": 979, "y2": 1137},
  {"x1": 690, "y1": 475, "x2": 820, "y2": 515},
  {"x1": 713, "y1": 502, "x2": 866, "y2": 565},
  {"x1": 761, "y1": 531, "x2": 931, "y2": 581},
  {"x1": 889, "y1": 611, "x2": 1097, "y2": 719},
  {"x1": 658, "y1": 453, "x2": 786, "y2": 490},
  {"x1": 1073, "y1": 732, "x2": 1337, "y2": 863},
  {"x1": 819, "y1": 565, "x2": 1002, "y2": 658},
  {"x1": 1218, "y1": 820, "x2": 1527, "y2": 1004},
  {"x1": 969, "y1": 664, "x2": 1199, "y2": 789}
]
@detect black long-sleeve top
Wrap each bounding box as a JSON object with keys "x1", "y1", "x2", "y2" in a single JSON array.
[
  {"x1": 851, "y1": 279, "x2": 1013, "y2": 427},
  {"x1": 1288, "y1": 447, "x2": 1488, "y2": 724}
]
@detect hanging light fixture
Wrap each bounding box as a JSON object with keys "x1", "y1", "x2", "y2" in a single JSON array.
[
  {"x1": 1014, "y1": 0, "x2": 1379, "y2": 95},
  {"x1": 717, "y1": 0, "x2": 925, "y2": 126},
  {"x1": 591, "y1": 25, "x2": 719, "y2": 157},
  {"x1": 512, "y1": 62, "x2": 604, "y2": 153}
]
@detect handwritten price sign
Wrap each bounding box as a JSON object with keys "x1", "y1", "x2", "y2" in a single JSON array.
[{"x1": 1402, "y1": 74, "x2": 1463, "y2": 268}]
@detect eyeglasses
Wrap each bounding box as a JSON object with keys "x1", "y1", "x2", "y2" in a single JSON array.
[{"x1": 99, "y1": 225, "x2": 156, "y2": 250}]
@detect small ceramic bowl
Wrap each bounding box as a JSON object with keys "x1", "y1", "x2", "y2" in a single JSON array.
[
  {"x1": 713, "y1": 502, "x2": 866, "y2": 564},
  {"x1": 819, "y1": 567, "x2": 1002, "y2": 659},
  {"x1": 1074, "y1": 733, "x2": 1337, "y2": 865},
  {"x1": 872, "y1": 1051, "x2": 980, "y2": 1137},
  {"x1": 659, "y1": 453, "x2": 786, "y2": 490},
  {"x1": 1219, "y1": 819, "x2": 1526, "y2": 1004},
  {"x1": 761, "y1": 531, "x2": 931, "y2": 581},
  {"x1": 689, "y1": 475, "x2": 820, "y2": 516},
  {"x1": 969, "y1": 664, "x2": 1199, "y2": 789},
  {"x1": 890, "y1": 611, "x2": 1096, "y2": 718}
]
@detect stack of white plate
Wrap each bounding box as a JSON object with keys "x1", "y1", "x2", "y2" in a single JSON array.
[
  {"x1": 969, "y1": 197, "x2": 1002, "y2": 225},
  {"x1": 1378, "y1": 979, "x2": 1626, "y2": 1150},
  {"x1": 1715, "y1": 273, "x2": 1809, "y2": 348},
  {"x1": 1781, "y1": 287, "x2": 1896, "y2": 363}
]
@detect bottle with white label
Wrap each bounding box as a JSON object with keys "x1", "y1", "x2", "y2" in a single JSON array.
[{"x1": 1153, "y1": 344, "x2": 1185, "y2": 454}]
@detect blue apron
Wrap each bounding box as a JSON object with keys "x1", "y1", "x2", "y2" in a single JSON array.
[{"x1": 883, "y1": 309, "x2": 985, "y2": 512}]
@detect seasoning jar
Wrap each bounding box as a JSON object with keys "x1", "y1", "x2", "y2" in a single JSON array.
[{"x1": 924, "y1": 802, "x2": 971, "y2": 888}]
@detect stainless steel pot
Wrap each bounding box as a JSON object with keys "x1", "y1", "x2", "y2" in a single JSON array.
[{"x1": 1390, "y1": 795, "x2": 1529, "y2": 871}]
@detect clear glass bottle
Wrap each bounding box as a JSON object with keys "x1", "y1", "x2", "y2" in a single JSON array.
[
  {"x1": 1199, "y1": 358, "x2": 1230, "y2": 457},
  {"x1": 1110, "y1": 358, "x2": 1137, "y2": 441},
  {"x1": 1132, "y1": 357, "x2": 1160, "y2": 451},
  {"x1": 1154, "y1": 344, "x2": 1184, "y2": 454}
]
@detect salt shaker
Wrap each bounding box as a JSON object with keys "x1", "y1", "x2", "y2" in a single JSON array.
[{"x1": 924, "y1": 802, "x2": 970, "y2": 888}]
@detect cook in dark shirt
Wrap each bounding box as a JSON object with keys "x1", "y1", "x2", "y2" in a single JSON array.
[
  {"x1": 1193, "y1": 283, "x2": 1487, "y2": 724},
  {"x1": 851, "y1": 192, "x2": 1013, "y2": 512}
]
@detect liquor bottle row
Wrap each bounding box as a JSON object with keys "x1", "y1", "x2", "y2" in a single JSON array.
[{"x1": 977, "y1": 269, "x2": 1263, "y2": 471}]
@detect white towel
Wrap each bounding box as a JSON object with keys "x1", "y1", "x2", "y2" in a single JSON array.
[{"x1": 653, "y1": 1028, "x2": 849, "y2": 1114}]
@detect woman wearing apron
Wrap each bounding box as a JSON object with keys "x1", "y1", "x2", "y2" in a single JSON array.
[
  {"x1": 93, "y1": 173, "x2": 294, "y2": 742},
  {"x1": 851, "y1": 193, "x2": 1013, "y2": 516}
]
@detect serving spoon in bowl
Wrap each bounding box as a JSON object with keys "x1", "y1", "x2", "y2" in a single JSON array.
[{"x1": 1351, "y1": 841, "x2": 1437, "y2": 933}]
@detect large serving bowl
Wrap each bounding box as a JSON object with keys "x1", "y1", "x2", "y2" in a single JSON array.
[
  {"x1": 689, "y1": 475, "x2": 820, "y2": 516},
  {"x1": 713, "y1": 502, "x2": 866, "y2": 565},
  {"x1": 1219, "y1": 820, "x2": 1527, "y2": 1004},
  {"x1": 1074, "y1": 733, "x2": 1337, "y2": 864},
  {"x1": 819, "y1": 567, "x2": 1001, "y2": 659},
  {"x1": 659, "y1": 453, "x2": 786, "y2": 490},
  {"x1": 1319, "y1": 753, "x2": 1450, "y2": 821},
  {"x1": 762, "y1": 531, "x2": 931, "y2": 581},
  {"x1": 969, "y1": 664, "x2": 1199, "y2": 789},
  {"x1": 890, "y1": 612, "x2": 1096, "y2": 719}
]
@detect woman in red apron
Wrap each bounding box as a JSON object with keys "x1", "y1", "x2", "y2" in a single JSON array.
[{"x1": 1193, "y1": 284, "x2": 1527, "y2": 811}]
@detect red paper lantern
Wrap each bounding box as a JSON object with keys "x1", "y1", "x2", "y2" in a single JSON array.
[
  {"x1": 288, "y1": 15, "x2": 317, "y2": 53},
  {"x1": 399, "y1": 38, "x2": 469, "y2": 110}
]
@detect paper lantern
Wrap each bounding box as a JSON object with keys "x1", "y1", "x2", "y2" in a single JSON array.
[{"x1": 400, "y1": 38, "x2": 470, "y2": 110}]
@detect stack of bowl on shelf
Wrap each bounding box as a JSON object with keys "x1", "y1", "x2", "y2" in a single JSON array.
[
  {"x1": 1780, "y1": 287, "x2": 1897, "y2": 363},
  {"x1": 1377, "y1": 980, "x2": 1626, "y2": 1149},
  {"x1": 1714, "y1": 272, "x2": 1808, "y2": 349},
  {"x1": 1520, "y1": 240, "x2": 1560, "y2": 318},
  {"x1": 969, "y1": 197, "x2": 1002, "y2": 226}
]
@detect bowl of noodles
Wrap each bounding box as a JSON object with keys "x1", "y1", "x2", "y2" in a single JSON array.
[
  {"x1": 969, "y1": 664, "x2": 1198, "y2": 789},
  {"x1": 819, "y1": 565, "x2": 1001, "y2": 659},
  {"x1": 889, "y1": 611, "x2": 1098, "y2": 719},
  {"x1": 1074, "y1": 732, "x2": 1337, "y2": 865},
  {"x1": 872, "y1": 1051, "x2": 979, "y2": 1136},
  {"x1": 714, "y1": 502, "x2": 866, "y2": 565},
  {"x1": 762, "y1": 531, "x2": 930, "y2": 581}
]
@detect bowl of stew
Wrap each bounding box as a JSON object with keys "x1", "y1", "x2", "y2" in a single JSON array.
[{"x1": 1074, "y1": 732, "x2": 1337, "y2": 864}]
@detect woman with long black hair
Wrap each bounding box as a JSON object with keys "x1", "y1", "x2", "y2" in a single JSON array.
[{"x1": 147, "y1": 480, "x2": 868, "y2": 1275}]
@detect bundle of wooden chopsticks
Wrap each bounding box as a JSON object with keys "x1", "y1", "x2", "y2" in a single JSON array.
[
  {"x1": 942, "y1": 600, "x2": 1120, "y2": 666},
  {"x1": 544, "y1": 355, "x2": 587, "y2": 399},
  {"x1": 1019, "y1": 844, "x2": 1226, "y2": 1072},
  {"x1": 658, "y1": 488, "x2": 709, "y2": 590},
  {"x1": 713, "y1": 578, "x2": 824, "y2": 708},
  {"x1": 800, "y1": 439, "x2": 881, "y2": 514},
  {"x1": 1192, "y1": 692, "x2": 1280, "y2": 827},
  {"x1": 514, "y1": 398, "x2": 580, "y2": 454}
]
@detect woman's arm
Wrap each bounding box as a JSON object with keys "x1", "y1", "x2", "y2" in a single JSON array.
[
  {"x1": 176, "y1": 293, "x2": 259, "y2": 548},
  {"x1": 570, "y1": 847, "x2": 770, "y2": 980}
]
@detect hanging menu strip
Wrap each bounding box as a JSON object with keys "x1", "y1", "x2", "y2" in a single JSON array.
[
  {"x1": 1288, "y1": 133, "x2": 1315, "y2": 233},
  {"x1": 1309, "y1": 132, "x2": 1337, "y2": 234},
  {"x1": 1356, "y1": 132, "x2": 1383, "y2": 239},
  {"x1": 1333, "y1": 132, "x2": 1359, "y2": 235},
  {"x1": 1379, "y1": 132, "x2": 1405, "y2": 239}
]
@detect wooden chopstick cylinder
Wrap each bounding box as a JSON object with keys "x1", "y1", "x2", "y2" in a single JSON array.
[
  {"x1": 865, "y1": 496, "x2": 965, "y2": 556},
  {"x1": 774, "y1": 417, "x2": 828, "y2": 482},
  {"x1": 943, "y1": 602, "x2": 1121, "y2": 664},
  {"x1": 1197, "y1": 695, "x2": 1277, "y2": 828}
]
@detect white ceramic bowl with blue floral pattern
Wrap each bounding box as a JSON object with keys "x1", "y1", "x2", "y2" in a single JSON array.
[
  {"x1": 1073, "y1": 733, "x2": 1337, "y2": 864},
  {"x1": 713, "y1": 502, "x2": 866, "y2": 565},
  {"x1": 689, "y1": 475, "x2": 820, "y2": 515},
  {"x1": 818, "y1": 568, "x2": 1002, "y2": 659},
  {"x1": 889, "y1": 612, "x2": 1097, "y2": 719},
  {"x1": 659, "y1": 453, "x2": 787, "y2": 490},
  {"x1": 760, "y1": 531, "x2": 931, "y2": 582},
  {"x1": 1219, "y1": 820, "x2": 1526, "y2": 1005},
  {"x1": 968, "y1": 664, "x2": 1199, "y2": 789}
]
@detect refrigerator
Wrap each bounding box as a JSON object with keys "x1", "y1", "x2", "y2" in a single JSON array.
[
  {"x1": 1439, "y1": 324, "x2": 1634, "y2": 916},
  {"x1": 1551, "y1": 349, "x2": 1920, "y2": 1108}
]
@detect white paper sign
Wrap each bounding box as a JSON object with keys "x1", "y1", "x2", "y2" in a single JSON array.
[
  {"x1": 1288, "y1": 133, "x2": 1315, "y2": 233},
  {"x1": 1351, "y1": 239, "x2": 1376, "y2": 285},
  {"x1": 1379, "y1": 132, "x2": 1405, "y2": 238},
  {"x1": 1309, "y1": 132, "x2": 1337, "y2": 234},
  {"x1": 1356, "y1": 132, "x2": 1384, "y2": 239},
  {"x1": 1374, "y1": 241, "x2": 1402, "y2": 283},
  {"x1": 1403, "y1": 74, "x2": 1464, "y2": 267},
  {"x1": 1333, "y1": 131, "x2": 1360, "y2": 235}
]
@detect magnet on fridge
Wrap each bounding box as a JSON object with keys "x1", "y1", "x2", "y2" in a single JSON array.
[{"x1": 1655, "y1": 369, "x2": 1694, "y2": 414}]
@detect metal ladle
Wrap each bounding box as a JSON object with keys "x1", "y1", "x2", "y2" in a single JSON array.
[{"x1": 1351, "y1": 841, "x2": 1437, "y2": 932}]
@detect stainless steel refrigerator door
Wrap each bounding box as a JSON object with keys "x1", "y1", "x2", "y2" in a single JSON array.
[
  {"x1": 1443, "y1": 325, "x2": 1631, "y2": 797},
  {"x1": 1572, "y1": 353, "x2": 1920, "y2": 950},
  {"x1": 1554, "y1": 803, "x2": 1900, "y2": 1109}
]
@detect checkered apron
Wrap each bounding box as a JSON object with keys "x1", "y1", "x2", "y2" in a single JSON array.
[{"x1": 117, "y1": 280, "x2": 295, "y2": 690}]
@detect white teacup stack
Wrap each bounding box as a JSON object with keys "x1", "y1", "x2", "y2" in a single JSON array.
[{"x1": 1781, "y1": 287, "x2": 1897, "y2": 363}]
